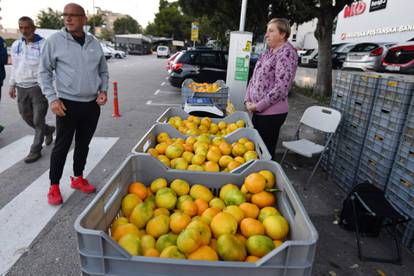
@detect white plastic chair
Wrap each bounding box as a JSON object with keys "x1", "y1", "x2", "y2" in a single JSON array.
[{"x1": 280, "y1": 106, "x2": 342, "y2": 187}]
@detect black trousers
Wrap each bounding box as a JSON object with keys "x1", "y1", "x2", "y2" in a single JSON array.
[
  {"x1": 50, "y1": 99, "x2": 100, "y2": 184},
  {"x1": 252, "y1": 112, "x2": 288, "y2": 160}
]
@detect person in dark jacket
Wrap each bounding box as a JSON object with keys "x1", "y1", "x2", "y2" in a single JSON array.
[{"x1": 0, "y1": 36, "x2": 8, "y2": 133}]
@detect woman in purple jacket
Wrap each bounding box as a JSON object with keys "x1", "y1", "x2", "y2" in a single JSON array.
[{"x1": 245, "y1": 18, "x2": 298, "y2": 159}]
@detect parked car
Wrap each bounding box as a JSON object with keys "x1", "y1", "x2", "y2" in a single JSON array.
[
  {"x1": 342, "y1": 42, "x2": 395, "y2": 71},
  {"x1": 300, "y1": 49, "x2": 318, "y2": 67},
  {"x1": 101, "y1": 45, "x2": 112, "y2": 60},
  {"x1": 296, "y1": 48, "x2": 308, "y2": 64},
  {"x1": 106, "y1": 46, "x2": 127, "y2": 59},
  {"x1": 310, "y1": 43, "x2": 355, "y2": 69},
  {"x1": 166, "y1": 51, "x2": 183, "y2": 72},
  {"x1": 157, "y1": 45, "x2": 170, "y2": 58},
  {"x1": 381, "y1": 41, "x2": 414, "y2": 74},
  {"x1": 168, "y1": 49, "x2": 227, "y2": 88}
]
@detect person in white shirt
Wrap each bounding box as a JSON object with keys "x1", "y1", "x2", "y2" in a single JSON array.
[{"x1": 9, "y1": 16, "x2": 55, "y2": 163}]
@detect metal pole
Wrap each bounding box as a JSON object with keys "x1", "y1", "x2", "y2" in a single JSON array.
[
  {"x1": 92, "y1": 0, "x2": 95, "y2": 34},
  {"x1": 239, "y1": 0, "x2": 248, "y2": 31}
]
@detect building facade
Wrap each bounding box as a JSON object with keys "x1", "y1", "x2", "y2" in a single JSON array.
[{"x1": 290, "y1": 0, "x2": 414, "y2": 49}]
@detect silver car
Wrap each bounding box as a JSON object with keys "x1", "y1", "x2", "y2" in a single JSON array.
[
  {"x1": 342, "y1": 42, "x2": 395, "y2": 71},
  {"x1": 299, "y1": 49, "x2": 318, "y2": 67}
]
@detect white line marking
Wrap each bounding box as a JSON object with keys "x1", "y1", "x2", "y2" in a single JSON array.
[
  {"x1": 156, "y1": 90, "x2": 178, "y2": 95},
  {"x1": 154, "y1": 89, "x2": 160, "y2": 95},
  {"x1": 0, "y1": 135, "x2": 33, "y2": 175},
  {"x1": 146, "y1": 101, "x2": 181, "y2": 107},
  {"x1": 161, "y1": 82, "x2": 166, "y2": 86},
  {"x1": 0, "y1": 137, "x2": 118, "y2": 275}
]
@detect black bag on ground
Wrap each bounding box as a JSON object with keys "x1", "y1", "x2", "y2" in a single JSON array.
[{"x1": 339, "y1": 181, "x2": 384, "y2": 237}]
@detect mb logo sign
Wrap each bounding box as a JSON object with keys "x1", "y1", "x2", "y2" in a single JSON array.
[{"x1": 370, "y1": 0, "x2": 387, "y2": 12}]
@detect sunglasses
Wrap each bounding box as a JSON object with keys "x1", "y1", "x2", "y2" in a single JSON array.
[{"x1": 62, "y1": 13, "x2": 85, "y2": 18}]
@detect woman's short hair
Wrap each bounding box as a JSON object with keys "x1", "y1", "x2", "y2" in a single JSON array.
[{"x1": 268, "y1": 18, "x2": 291, "y2": 40}]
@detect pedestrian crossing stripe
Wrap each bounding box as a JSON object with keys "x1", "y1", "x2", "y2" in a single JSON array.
[
  {"x1": 0, "y1": 135, "x2": 33, "y2": 175},
  {"x1": 0, "y1": 136, "x2": 118, "y2": 275}
]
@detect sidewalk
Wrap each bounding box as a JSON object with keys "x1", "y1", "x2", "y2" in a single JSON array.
[{"x1": 275, "y1": 92, "x2": 414, "y2": 276}]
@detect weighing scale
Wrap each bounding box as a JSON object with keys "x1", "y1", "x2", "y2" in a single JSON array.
[{"x1": 183, "y1": 97, "x2": 224, "y2": 118}]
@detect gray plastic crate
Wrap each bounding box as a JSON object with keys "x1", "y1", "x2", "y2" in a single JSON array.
[
  {"x1": 385, "y1": 179, "x2": 414, "y2": 219},
  {"x1": 369, "y1": 111, "x2": 407, "y2": 134},
  {"x1": 365, "y1": 124, "x2": 403, "y2": 153},
  {"x1": 332, "y1": 156, "x2": 358, "y2": 192},
  {"x1": 395, "y1": 134, "x2": 414, "y2": 172},
  {"x1": 376, "y1": 78, "x2": 414, "y2": 104},
  {"x1": 74, "y1": 154, "x2": 318, "y2": 276},
  {"x1": 156, "y1": 107, "x2": 254, "y2": 128},
  {"x1": 331, "y1": 77, "x2": 353, "y2": 113},
  {"x1": 330, "y1": 133, "x2": 362, "y2": 192},
  {"x1": 131, "y1": 124, "x2": 271, "y2": 171},
  {"x1": 357, "y1": 148, "x2": 393, "y2": 190},
  {"x1": 341, "y1": 116, "x2": 368, "y2": 144},
  {"x1": 364, "y1": 139, "x2": 396, "y2": 167},
  {"x1": 400, "y1": 220, "x2": 414, "y2": 253},
  {"x1": 320, "y1": 134, "x2": 340, "y2": 174},
  {"x1": 385, "y1": 150, "x2": 414, "y2": 217},
  {"x1": 181, "y1": 79, "x2": 229, "y2": 111},
  {"x1": 339, "y1": 134, "x2": 364, "y2": 160}
]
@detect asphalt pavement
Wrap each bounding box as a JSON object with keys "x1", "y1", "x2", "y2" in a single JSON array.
[{"x1": 0, "y1": 55, "x2": 413, "y2": 276}]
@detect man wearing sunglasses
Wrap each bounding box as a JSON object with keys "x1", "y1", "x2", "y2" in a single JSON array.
[{"x1": 39, "y1": 3, "x2": 109, "y2": 205}]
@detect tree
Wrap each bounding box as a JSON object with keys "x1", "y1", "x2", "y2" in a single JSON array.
[
  {"x1": 36, "y1": 7, "x2": 64, "y2": 29},
  {"x1": 179, "y1": 0, "x2": 285, "y2": 43},
  {"x1": 311, "y1": 0, "x2": 353, "y2": 97},
  {"x1": 145, "y1": 0, "x2": 191, "y2": 40},
  {"x1": 113, "y1": 15, "x2": 142, "y2": 34},
  {"x1": 87, "y1": 14, "x2": 105, "y2": 34},
  {"x1": 99, "y1": 29, "x2": 114, "y2": 42},
  {"x1": 178, "y1": 0, "x2": 355, "y2": 97}
]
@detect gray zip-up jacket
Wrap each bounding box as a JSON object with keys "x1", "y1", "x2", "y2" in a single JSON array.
[{"x1": 39, "y1": 29, "x2": 109, "y2": 103}]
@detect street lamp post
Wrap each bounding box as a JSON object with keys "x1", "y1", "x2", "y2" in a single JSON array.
[
  {"x1": 92, "y1": 0, "x2": 95, "y2": 34},
  {"x1": 239, "y1": 0, "x2": 248, "y2": 31}
]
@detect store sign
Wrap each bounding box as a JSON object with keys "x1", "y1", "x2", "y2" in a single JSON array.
[
  {"x1": 369, "y1": 0, "x2": 387, "y2": 12},
  {"x1": 191, "y1": 21, "x2": 199, "y2": 42},
  {"x1": 344, "y1": 1, "x2": 366, "y2": 18},
  {"x1": 341, "y1": 23, "x2": 414, "y2": 40}
]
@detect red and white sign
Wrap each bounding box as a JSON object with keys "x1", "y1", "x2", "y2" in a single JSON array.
[{"x1": 344, "y1": 1, "x2": 367, "y2": 18}]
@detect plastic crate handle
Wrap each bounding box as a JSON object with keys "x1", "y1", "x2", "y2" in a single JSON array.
[
  {"x1": 135, "y1": 132, "x2": 154, "y2": 153},
  {"x1": 400, "y1": 178, "x2": 411, "y2": 189},
  {"x1": 104, "y1": 186, "x2": 122, "y2": 213}
]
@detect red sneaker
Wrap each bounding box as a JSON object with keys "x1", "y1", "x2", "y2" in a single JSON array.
[
  {"x1": 70, "y1": 175, "x2": 96, "y2": 193},
  {"x1": 48, "y1": 185, "x2": 63, "y2": 205}
]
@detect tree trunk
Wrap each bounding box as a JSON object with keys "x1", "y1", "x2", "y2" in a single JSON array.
[{"x1": 314, "y1": 12, "x2": 334, "y2": 97}]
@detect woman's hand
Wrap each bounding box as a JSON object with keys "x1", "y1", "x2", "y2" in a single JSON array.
[{"x1": 245, "y1": 101, "x2": 257, "y2": 113}]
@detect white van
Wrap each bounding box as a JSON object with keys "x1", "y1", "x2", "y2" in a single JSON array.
[{"x1": 156, "y1": 45, "x2": 170, "y2": 58}]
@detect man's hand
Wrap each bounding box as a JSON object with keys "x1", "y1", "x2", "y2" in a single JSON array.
[
  {"x1": 50, "y1": 99, "x2": 66, "y2": 117},
  {"x1": 9, "y1": 86, "x2": 16, "y2": 99},
  {"x1": 245, "y1": 101, "x2": 257, "y2": 113},
  {"x1": 96, "y1": 91, "x2": 107, "y2": 105}
]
